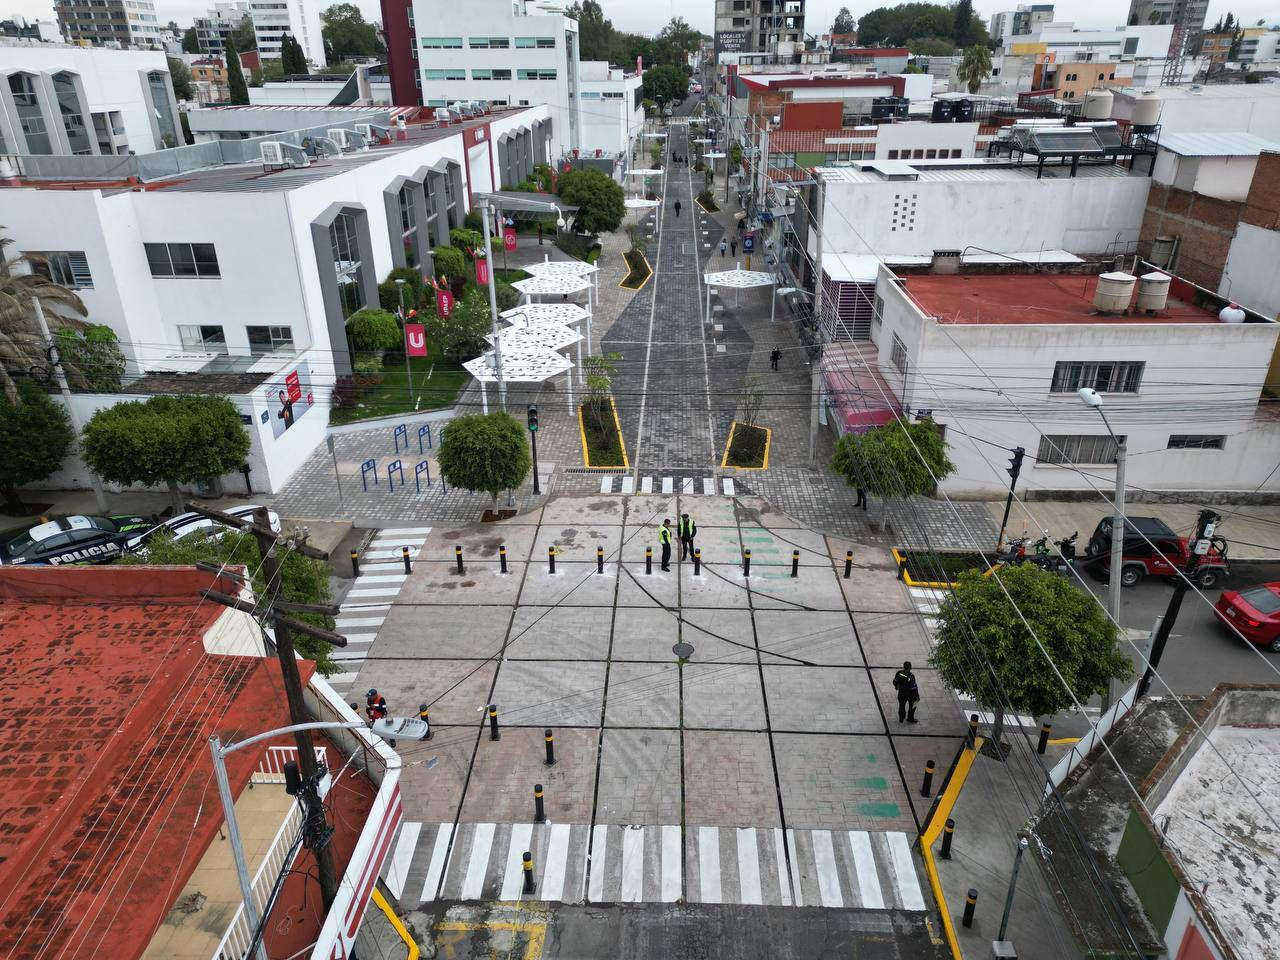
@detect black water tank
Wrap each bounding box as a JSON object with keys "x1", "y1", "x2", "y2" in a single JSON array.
[
  {"x1": 894, "y1": 97, "x2": 910, "y2": 117},
  {"x1": 871, "y1": 97, "x2": 889, "y2": 119},
  {"x1": 932, "y1": 100, "x2": 954, "y2": 122},
  {"x1": 955, "y1": 99, "x2": 974, "y2": 122}
]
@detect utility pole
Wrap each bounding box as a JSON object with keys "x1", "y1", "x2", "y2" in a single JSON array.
[
  {"x1": 808, "y1": 174, "x2": 826, "y2": 466},
  {"x1": 32, "y1": 295, "x2": 108, "y2": 512},
  {"x1": 997, "y1": 447, "x2": 1025, "y2": 550},
  {"x1": 995, "y1": 835, "x2": 1030, "y2": 948},
  {"x1": 1138, "y1": 508, "x2": 1221, "y2": 699}
]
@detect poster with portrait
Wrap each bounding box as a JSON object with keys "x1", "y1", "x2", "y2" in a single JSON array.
[{"x1": 264, "y1": 360, "x2": 313, "y2": 439}]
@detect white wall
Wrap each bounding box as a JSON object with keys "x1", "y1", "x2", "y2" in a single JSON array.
[
  {"x1": 577, "y1": 73, "x2": 642, "y2": 156},
  {"x1": 1223, "y1": 222, "x2": 1280, "y2": 319},
  {"x1": 872, "y1": 266, "x2": 1280, "y2": 497},
  {"x1": 1151, "y1": 151, "x2": 1259, "y2": 201},
  {"x1": 874, "y1": 122, "x2": 982, "y2": 159},
  {"x1": 1113, "y1": 87, "x2": 1280, "y2": 137}
]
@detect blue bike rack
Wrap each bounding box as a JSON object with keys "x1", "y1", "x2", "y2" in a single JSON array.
[
  {"x1": 360, "y1": 458, "x2": 378, "y2": 492},
  {"x1": 387, "y1": 459, "x2": 405, "y2": 492},
  {"x1": 418, "y1": 423, "x2": 433, "y2": 453},
  {"x1": 393, "y1": 423, "x2": 408, "y2": 454},
  {"x1": 414, "y1": 459, "x2": 431, "y2": 493}
]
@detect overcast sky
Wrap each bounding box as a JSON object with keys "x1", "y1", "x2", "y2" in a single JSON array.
[{"x1": 3, "y1": 0, "x2": 1275, "y2": 42}]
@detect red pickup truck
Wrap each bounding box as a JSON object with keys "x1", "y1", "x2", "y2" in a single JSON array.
[{"x1": 1085, "y1": 516, "x2": 1228, "y2": 589}]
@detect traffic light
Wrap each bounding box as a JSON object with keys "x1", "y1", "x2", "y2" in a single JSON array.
[
  {"x1": 1007, "y1": 447, "x2": 1025, "y2": 482},
  {"x1": 527, "y1": 406, "x2": 538, "y2": 432}
]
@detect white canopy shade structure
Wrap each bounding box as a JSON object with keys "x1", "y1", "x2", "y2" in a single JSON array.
[
  {"x1": 642, "y1": 132, "x2": 668, "y2": 138},
  {"x1": 626, "y1": 168, "x2": 665, "y2": 177},
  {"x1": 691, "y1": 138, "x2": 712, "y2": 144},
  {"x1": 500, "y1": 302, "x2": 588, "y2": 328},
  {"x1": 464, "y1": 348, "x2": 574, "y2": 413},
  {"x1": 487, "y1": 320, "x2": 584, "y2": 387},
  {"x1": 511, "y1": 272, "x2": 596, "y2": 357},
  {"x1": 625, "y1": 198, "x2": 661, "y2": 209},
  {"x1": 521, "y1": 258, "x2": 599, "y2": 344},
  {"x1": 704, "y1": 151, "x2": 726, "y2": 159},
  {"x1": 703, "y1": 263, "x2": 779, "y2": 321}
]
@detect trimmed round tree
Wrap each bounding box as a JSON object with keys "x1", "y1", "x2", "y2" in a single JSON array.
[
  {"x1": 931, "y1": 564, "x2": 1133, "y2": 748},
  {"x1": 82, "y1": 394, "x2": 251, "y2": 514},
  {"x1": 555, "y1": 167, "x2": 625, "y2": 235},
  {"x1": 0, "y1": 383, "x2": 73, "y2": 511},
  {"x1": 831, "y1": 418, "x2": 954, "y2": 521},
  {"x1": 437, "y1": 412, "x2": 531, "y2": 509}
]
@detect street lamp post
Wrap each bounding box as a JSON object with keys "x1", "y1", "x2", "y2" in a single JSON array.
[
  {"x1": 395, "y1": 279, "x2": 412, "y2": 406},
  {"x1": 1079, "y1": 386, "x2": 1126, "y2": 711}
]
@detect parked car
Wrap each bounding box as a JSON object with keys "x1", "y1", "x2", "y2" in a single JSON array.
[
  {"x1": 1, "y1": 514, "x2": 152, "y2": 566},
  {"x1": 126, "y1": 505, "x2": 281, "y2": 553},
  {"x1": 1084, "y1": 515, "x2": 1228, "y2": 588},
  {"x1": 1215, "y1": 583, "x2": 1280, "y2": 652}
]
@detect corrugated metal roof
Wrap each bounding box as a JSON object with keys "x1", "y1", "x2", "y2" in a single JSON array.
[{"x1": 1154, "y1": 132, "x2": 1280, "y2": 157}]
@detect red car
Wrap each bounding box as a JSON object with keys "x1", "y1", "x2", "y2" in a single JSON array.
[{"x1": 1215, "y1": 583, "x2": 1280, "y2": 652}]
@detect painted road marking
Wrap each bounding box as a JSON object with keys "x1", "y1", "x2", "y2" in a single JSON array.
[
  {"x1": 888, "y1": 831, "x2": 927, "y2": 910},
  {"x1": 385, "y1": 821, "x2": 420, "y2": 900},
  {"x1": 621, "y1": 827, "x2": 644, "y2": 902},
  {"x1": 699, "y1": 826, "x2": 721, "y2": 903},
  {"x1": 621, "y1": 476, "x2": 635, "y2": 494},
  {"x1": 813, "y1": 831, "x2": 842, "y2": 907},
  {"x1": 774, "y1": 828, "x2": 792, "y2": 906},
  {"x1": 640, "y1": 476, "x2": 654, "y2": 493},
  {"x1": 848, "y1": 831, "x2": 884, "y2": 909},
  {"x1": 421, "y1": 823, "x2": 454, "y2": 902},
  {"x1": 500, "y1": 823, "x2": 534, "y2": 901},
  {"x1": 600, "y1": 476, "x2": 613, "y2": 493},
  {"x1": 462, "y1": 822, "x2": 495, "y2": 900},
  {"x1": 736, "y1": 828, "x2": 762, "y2": 905},
  {"x1": 702, "y1": 478, "x2": 716, "y2": 495},
  {"x1": 588, "y1": 825, "x2": 608, "y2": 902},
  {"x1": 661, "y1": 825, "x2": 681, "y2": 902},
  {"x1": 542, "y1": 823, "x2": 571, "y2": 902},
  {"x1": 662, "y1": 477, "x2": 674, "y2": 494}
]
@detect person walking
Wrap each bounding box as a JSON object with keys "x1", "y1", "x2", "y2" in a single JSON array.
[
  {"x1": 730, "y1": 238, "x2": 737, "y2": 257},
  {"x1": 893, "y1": 661, "x2": 920, "y2": 723},
  {"x1": 718, "y1": 238, "x2": 727, "y2": 259},
  {"x1": 674, "y1": 200, "x2": 682, "y2": 218},
  {"x1": 678, "y1": 513, "x2": 697, "y2": 560},
  {"x1": 659, "y1": 519, "x2": 673, "y2": 571},
  {"x1": 855, "y1": 485, "x2": 868, "y2": 510},
  {"x1": 770, "y1": 347, "x2": 781, "y2": 371}
]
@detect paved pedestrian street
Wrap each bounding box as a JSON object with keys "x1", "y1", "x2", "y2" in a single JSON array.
[{"x1": 349, "y1": 493, "x2": 964, "y2": 913}]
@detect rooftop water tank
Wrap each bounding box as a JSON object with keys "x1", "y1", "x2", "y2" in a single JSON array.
[
  {"x1": 1136, "y1": 271, "x2": 1170, "y2": 312},
  {"x1": 1129, "y1": 90, "x2": 1162, "y2": 129},
  {"x1": 1094, "y1": 272, "x2": 1137, "y2": 313},
  {"x1": 1082, "y1": 88, "x2": 1113, "y2": 120},
  {"x1": 1220, "y1": 303, "x2": 1246, "y2": 323}
]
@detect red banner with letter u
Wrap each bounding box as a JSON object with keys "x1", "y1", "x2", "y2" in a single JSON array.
[
  {"x1": 405, "y1": 323, "x2": 427, "y2": 357},
  {"x1": 435, "y1": 288, "x2": 454, "y2": 318}
]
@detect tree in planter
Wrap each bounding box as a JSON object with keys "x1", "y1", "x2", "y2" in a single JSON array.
[
  {"x1": 931, "y1": 564, "x2": 1131, "y2": 749},
  {"x1": 346, "y1": 308, "x2": 401, "y2": 370},
  {"x1": 0, "y1": 382, "x2": 73, "y2": 512},
  {"x1": 831, "y1": 418, "x2": 953, "y2": 522},
  {"x1": 437, "y1": 412, "x2": 531, "y2": 509},
  {"x1": 555, "y1": 167, "x2": 624, "y2": 234},
  {"x1": 81, "y1": 395, "x2": 250, "y2": 514},
  {"x1": 583, "y1": 351, "x2": 622, "y2": 436},
  {"x1": 119, "y1": 531, "x2": 338, "y2": 675}
]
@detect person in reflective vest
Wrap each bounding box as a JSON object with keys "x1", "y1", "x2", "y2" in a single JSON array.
[
  {"x1": 678, "y1": 513, "x2": 697, "y2": 560},
  {"x1": 366, "y1": 688, "x2": 388, "y2": 722},
  {"x1": 659, "y1": 519, "x2": 673, "y2": 572}
]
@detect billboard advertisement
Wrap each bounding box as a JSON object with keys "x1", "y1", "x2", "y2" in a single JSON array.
[
  {"x1": 264, "y1": 360, "x2": 313, "y2": 439},
  {"x1": 715, "y1": 30, "x2": 751, "y2": 56}
]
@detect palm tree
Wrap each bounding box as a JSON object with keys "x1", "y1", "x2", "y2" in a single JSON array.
[
  {"x1": 1, "y1": 232, "x2": 88, "y2": 403},
  {"x1": 956, "y1": 44, "x2": 993, "y2": 95}
]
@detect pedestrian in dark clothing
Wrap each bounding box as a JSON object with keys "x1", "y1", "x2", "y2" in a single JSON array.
[
  {"x1": 719, "y1": 238, "x2": 727, "y2": 258},
  {"x1": 893, "y1": 662, "x2": 920, "y2": 723},
  {"x1": 659, "y1": 519, "x2": 673, "y2": 571},
  {"x1": 674, "y1": 200, "x2": 682, "y2": 217},
  {"x1": 730, "y1": 239, "x2": 737, "y2": 257},
  {"x1": 855, "y1": 487, "x2": 868, "y2": 509},
  {"x1": 537, "y1": 222, "x2": 544, "y2": 246},
  {"x1": 770, "y1": 347, "x2": 780, "y2": 370},
  {"x1": 678, "y1": 513, "x2": 697, "y2": 560},
  {"x1": 366, "y1": 688, "x2": 388, "y2": 722}
]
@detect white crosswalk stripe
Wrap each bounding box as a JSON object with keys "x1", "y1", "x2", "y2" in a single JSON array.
[
  {"x1": 382, "y1": 822, "x2": 927, "y2": 911},
  {"x1": 594, "y1": 476, "x2": 731, "y2": 496}
]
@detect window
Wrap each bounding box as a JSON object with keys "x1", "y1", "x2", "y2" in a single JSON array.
[
  {"x1": 53, "y1": 73, "x2": 92, "y2": 155},
  {"x1": 518, "y1": 68, "x2": 557, "y2": 80},
  {"x1": 31, "y1": 251, "x2": 93, "y2": 289},
  {"x1": 144, "y1": 242, "x2": 220, "y2": 278},
  {"x1": 925, "y1": 148, "x2": 937, "y2": 159},
  {"x1": 1037, "y1": 434, "x2": 1125, "y2": 465},
  {"x1": 471, "y1": 68, "x2": 512, "y2": 80},
  {"x1": 1050, "y1": 361, "x2": 1144, "y2": 394},
  {"x1": 874, "y1": 294, "x2": 884, "y2": 325},
  {"x1": 419, "y1": 36, "x2": 462, "y2": 47},
  {"x1": 890, "y1": 334, "x2": 908, "y2": 375},
  {"x1": 424, "y1": 69, "x2": 465, "y2": 80},
  {"x1": 245, "y1": 325, "x2": 294, "y2": 354},
  {"x1": 178, "y1": 324, "x2": 226, "y2": 351},
  {"x1": 329, "y1": 213, "x2": 364, "y2": 318},
  {"x1": 601, "y1": 91, "x2": 623, "y2": 99},
  {"x1": 950, "y1": 148, "x2": 962, "y2": 158},
  {"x1": 515, "y1": 36, "x2": 555, "y2": 48},
  {"x1": 9, "y1": 73, "x2": 51, "y2": 154},
  {"x1": 912, "y1": 148, "x2": 924, "y2": 159},
  {"x1": 1168, "y1": 435, "x2": 1225, "y2": 450},
  {"x1": 469, "y1": 36, "x2": 509, "y2": 48},
  {"x1": 887, "y1": 149, "x2": 899, "y2": 159},
  {"x1": 406, "y1": 7, "x2": 413, "y2": 26}
]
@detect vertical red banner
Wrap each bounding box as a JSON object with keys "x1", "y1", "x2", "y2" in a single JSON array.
[
  {"x1": 435, "y1": 288, "x2": 454, "y2": 318},
  {"x1": 503, "y1": 228, "x2": 517, "y2": 252},
  {"x1": 475, "y1": 258, "x2": 489, "y2": 285},
  {"x1": 405, "y1": 323, "x2": 427, "y2": 357}
]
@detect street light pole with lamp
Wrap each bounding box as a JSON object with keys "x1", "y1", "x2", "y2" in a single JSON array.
[{"x1": 395, "y1": 278, "x2": 413, "y2": 406}]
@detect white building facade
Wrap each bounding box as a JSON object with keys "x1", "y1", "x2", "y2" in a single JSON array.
[
  {"x1": 576, "y1": 60, "x2": 642, "y2": 158},
  {"x1": 249, "y1": 0, "x2": 326, "y2": 66},
  {"x1": 53, "y1": 0, "x2": 165, "y2": 49}
]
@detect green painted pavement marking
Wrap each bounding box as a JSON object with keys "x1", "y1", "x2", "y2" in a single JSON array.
[
  {"x1": 857, "y1": 777, "x2": 889, "y2": 790},
  {"x1": 858, "y1": 802, "x2": 901, "y2": 817}
]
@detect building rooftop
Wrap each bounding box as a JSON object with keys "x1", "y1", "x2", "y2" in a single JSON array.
[
  {"x1": 1153, "y1": 131, "x2": 1280, "y2": 156},
  {"x1": 1116, "y1": 84, "x2": 1280, "y2": 101},
  {"x1": 904, "y1": 272, "x2": 1223, "y2": 325},
  {"x1": 816, "y1": 160, "x2": 1138, "y2": 183}
]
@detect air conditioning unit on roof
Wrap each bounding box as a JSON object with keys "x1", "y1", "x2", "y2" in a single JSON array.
[{"x1": 260, "y1": 141, "x2": 309, "y2": 170}]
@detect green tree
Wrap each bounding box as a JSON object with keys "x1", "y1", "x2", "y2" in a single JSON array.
[
  {"x1": 81, "y1": 394, "x2": 251, "y2": 514},
  {"x1": 931, "y1": 565, "x2": 1132, "y2": 747},
  {"x1": 583, "y1": 351, "x2": 622, "y2": 435},
  {"x1": 832, "y1": 6, "x2": 856, "y2": 34},
  {"x1": 230, "y1": 14, "x2": 256, "y2": 52},
  {"x1": 831, "y1": 418, "x2": 953, "y2": 519},
  {"x1": 0, "y1": 235, "x2": 89, "y2": 403},
  {"x1": 956, "y1": 43, "x2": 993, "y2": 94},
  {"x1": 225, "y1": 41, "x2": 250, "y2": 104},
  {"x1": 182, "y1": 26, "x2": 200, "y2": 52},
  {"x1": 643, "y1": 63, "x2": 687, "y2": 105},
  {"x1": 0, "y1": 382, "x2": 73, "y2": 510},
  {"x1": 168, "y1": 57, "x2": 193, "y2": 100},
  {"x1": 437, "y1": 412, "x2": 531, "y2": 507},
  {"x1": 952, "y1": 0, "x2": 974, "y2": 45},
  {"x1": 914, "y1": 36, "x2": 958, "y2": 56},
  {"x1": 55, "y1": 324, "x2": 126, "y2": 393},
  {"x1": 654, "y1": 16, "x2": 702, "y2": 64},
  {"x1": 556, "y1": 167, "x2": 624, "y2": 234},
  {"x1": 425, "y1": 287, "x2": 491, "y2": 359},
  {"x1": 346, "y1": 308, "x2": 402, "y2": 358},
  {"x1": 322, "y1": 3, "x2": 381, "y2": 61},
  {"x1": 431, "y1": 246, "x2": 466, "y2": 287},
  {"x1": 119, "y1": 530, "x2": 337, "y2": 675},
  {"x1": 855, "y1": 2, "x2": 986, "y2": 48},
  {"x1": 565, "y1": 0, "x2": 614, "y2": 61}
]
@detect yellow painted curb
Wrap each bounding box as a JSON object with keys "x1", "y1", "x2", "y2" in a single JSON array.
[
  {"x1": 618, "y1": 249, "x2": 653, "y2": 291},
  {"x1": 578, "y1": 396, "x2": 630, "y2": 469},
  {"x1": 371, "y1": 888, "x2": 419, "y2": 960},
  {"x1": 891, "y1": 547, "x2": 999, "y2": 589},
  {"x1": 720, "y1": 420, "x2": 771, "y2": 470},
  {"x1": 1047, "y1": 736, "x2": 1082, "y2": 745},
  {"x1": 920, "y1": 738, "x2": 984, "y2": 960}
]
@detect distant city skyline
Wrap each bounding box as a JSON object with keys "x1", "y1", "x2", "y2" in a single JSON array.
[{"x1": 3, "y1": 0, "x2": 1275, "y2": 44}]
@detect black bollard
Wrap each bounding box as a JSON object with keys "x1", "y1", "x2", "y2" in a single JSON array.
[
  {"x1": 921, "y1": 760, "x2": 936, "y2": 797},
  {"x1": 402, "y1": 545, "x2": 412, "y2": 574},
  {"x1": 1038, "y1": 722, "x2": 1051, "y2": 754},
  {"x1": 455, "y1": 544, "x2": 465, "y2": 574},
  {"x1": 743, "y1": 549, "x2": 751, "y2": 578},
  {"x1": 646, "y1": 547, "x2": 652, "y2": 575},
  {"x1": 522, "y1": 851, "x2": 536, "y2": 894},
  {"x1": 544, "y1": 728, "x2": 556, "y2": 766},
  {"x1": 419, "y1": 703, "x2": 432, "y2": 740},
  {"x1": 940, "y1": 819, "x2": 955, "y2": 860},
  {"x1": 548, "y1": 545, "x2": 556, "y2": 575},
  {"x1": 534, "y1": 783, "x2": 545, "y2": 823},
  {"x1": 967, "y1": 713, "x2": 979, "y2": 748},
  {"x1": 791, "y1": 549, "x2": 800, "y2": 578},
  {"x1": 693, "y1": 547, "x2": 701, "y2": 576},
  {"x1": 962, "y1": 888, "x2": 978, "y2": 928},
  {"x1": 844, "y1": 550, "x2": 853, "y2": 579},
  {"x1": 597, "y1": 546, "x2": 604, "y2": 574},
  {"x1": 488, "y1": 704, "x2": 500, "y2": 741},
  {"x1": 499, "y1": 544, "x2": 508, "y2": 574},
  {"x1": 351, "y1": 549, "x2": 360, "y2": 578}
]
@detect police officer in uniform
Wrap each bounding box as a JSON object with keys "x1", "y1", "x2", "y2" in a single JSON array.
[
  {"x1": 678, "y1": 513, "x2": 697, "y2": 560},
  {"x1": 659, "y1": 519, "x2": 673, "y2": 571},
  {"x1": 892, "y1": 661, "x2": 920, "y2": 723}
]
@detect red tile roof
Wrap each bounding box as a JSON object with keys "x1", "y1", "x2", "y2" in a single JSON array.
[{"x1": 0, "y1": 566, "x2": 315, "y2": 960}]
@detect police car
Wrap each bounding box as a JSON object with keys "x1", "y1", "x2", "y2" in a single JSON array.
[
  {"x1": 125, "y1": 504, "x2": 281, "y2": 553},
  {"x1": 1, "y1": 514, "x2": 153, "y2": 566}
]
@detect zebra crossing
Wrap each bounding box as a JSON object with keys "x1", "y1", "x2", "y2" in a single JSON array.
[
  {"x1": 326, "y1": 526, "x2": 430, "y2": 695},
  {"x1": 382, "y1": 820, "x2": 927, "y2": 912},
  {"x1": 597, "y1": 475, "x2": 737, "y2": 497}
]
